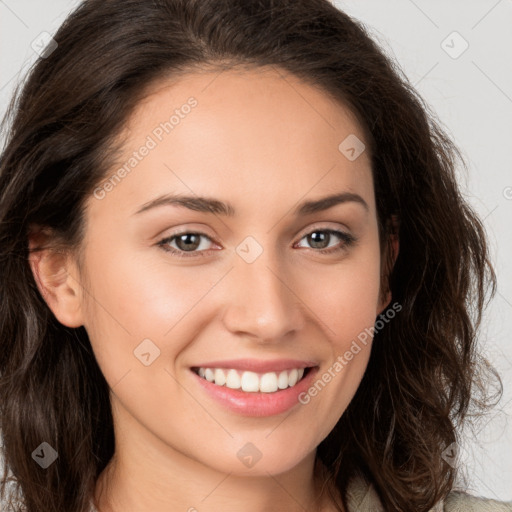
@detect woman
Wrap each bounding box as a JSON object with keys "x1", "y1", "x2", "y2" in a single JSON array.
[{"x1": 0, "y1": 0, "x2": 509, "y2": 511}]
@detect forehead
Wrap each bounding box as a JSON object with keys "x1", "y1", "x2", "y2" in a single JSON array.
[
  {"x1": 128, "y1": 65, "x2": 369, "y2": 154},
  {"x1": 90, "y1": 66, "x2": 374, "y2": 220}
]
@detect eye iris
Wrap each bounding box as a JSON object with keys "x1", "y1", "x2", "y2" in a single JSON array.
[
  {"x1": 308, "y1": 231, "x2": 329, "y2": 249},
  {"x1": 176, "y1": 233, "x2": 201, "y2": 251}
]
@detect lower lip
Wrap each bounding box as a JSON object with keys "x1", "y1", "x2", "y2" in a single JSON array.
[{"x1": 191, "y1": 367, "x2": 319, "y2": 417}]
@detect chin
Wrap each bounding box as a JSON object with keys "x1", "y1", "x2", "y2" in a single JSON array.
[{"x1": 199, "y1": 440, "x2": 316, "y2": 478}]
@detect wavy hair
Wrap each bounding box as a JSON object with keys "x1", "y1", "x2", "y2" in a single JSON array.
[{"x1": 0, "y1": 0, "x2": 502, "y2": 510}]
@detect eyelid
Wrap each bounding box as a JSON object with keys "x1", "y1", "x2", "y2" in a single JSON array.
[
  {"x1": 158, "y1": 229, "x2": 220, "y2": 252},
  {"x1": 295, "y1": 221, "x2": 351, "y2": 240},
  {"x1": 154, "y1": 222, "x2": 217, "y2": 240},
  {"x1": 157, "y1": 222, "x2": 356, "y2": 259},
  {"x1": 158, "y1": 221, "x2": 351, "y2": 247}
]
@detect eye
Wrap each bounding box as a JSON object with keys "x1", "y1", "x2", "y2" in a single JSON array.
[
  {"x1": 295, "y1": 229, "x2": 356, "y2": 254},
  {"x1": 157, "y1": 228, "x2": 356, "y2": 258},
  {"x1": 157, "y1": 231, "x2": 217, "y2": 257}
]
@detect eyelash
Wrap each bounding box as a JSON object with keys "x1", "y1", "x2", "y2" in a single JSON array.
[{"x1": 157, "y1": 228, "x2": 357, "y2": 258}]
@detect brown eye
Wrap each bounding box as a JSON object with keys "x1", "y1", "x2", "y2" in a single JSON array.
[
  {"x1": 296, "y1": 229, "x2": 356, "y2": 253},
  {"x1": 158, "y1": 231, "x2": 217, "y2": 257},
  {"x1": 174, "y1": 233, "x2": 202, "y2": 251},
  {"x1": 306, "y1": 231, "x2": 331, "y2": 249}
]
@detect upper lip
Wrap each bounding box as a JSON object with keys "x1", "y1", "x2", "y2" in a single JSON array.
[{"x1": 191, "y1": 358, "x2": 318, "y2": 373}]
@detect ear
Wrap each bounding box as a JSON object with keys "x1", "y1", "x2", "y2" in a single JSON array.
[
  {"x1": 28, "y1": 226, "x2": 85, "y2": 328},
  {"x1": 377, "y1": 214, "x2": 400, "y2": 315}
]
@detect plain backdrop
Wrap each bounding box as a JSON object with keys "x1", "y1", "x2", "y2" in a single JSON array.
[{"x1": 1, "y1": 0, "x2": 511, "y2": 502}]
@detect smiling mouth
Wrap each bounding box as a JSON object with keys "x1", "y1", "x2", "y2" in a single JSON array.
[{"x1": 191, "y1": 366, "x2": 313, "y2": 393}]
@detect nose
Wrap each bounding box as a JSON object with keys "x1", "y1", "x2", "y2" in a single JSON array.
[{"x1": 220, "y1": 249, "x2": 305, "y2": 343}]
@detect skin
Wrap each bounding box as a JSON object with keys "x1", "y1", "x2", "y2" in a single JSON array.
[{"x1": 29, "y1": 66, "x2": 397, "y2": 512}]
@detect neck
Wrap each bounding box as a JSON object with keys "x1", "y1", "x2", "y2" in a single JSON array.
[
  {"x1": 94, "y1": 421, "x2": 336, "y2": 512},
  {"x1": 95, "y1": 454, "x2": 334, "y2": 512}
]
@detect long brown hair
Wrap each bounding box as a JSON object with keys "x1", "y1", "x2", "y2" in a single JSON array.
[{"x1": 0, "y1": 0, "x2": 502, "y2": 510}]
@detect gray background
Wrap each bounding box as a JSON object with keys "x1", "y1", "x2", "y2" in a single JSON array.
[{"x1": 1, "y1": 0, "x2": 511, "y2": 502}]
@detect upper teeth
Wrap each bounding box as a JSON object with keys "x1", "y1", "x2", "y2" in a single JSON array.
[{"x1": 196, "y1": 367, "x2": 306, "y2": 393}]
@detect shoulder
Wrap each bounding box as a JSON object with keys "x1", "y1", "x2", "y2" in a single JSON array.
[
  {"x1": 442, "y1": 491, "x2": 512, "y2": 511},
  {"x1": 345, "y1": 474, "x2": 512, "y2": 512}
]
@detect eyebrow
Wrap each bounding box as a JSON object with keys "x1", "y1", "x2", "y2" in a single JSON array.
[{"x1": 133, "y1": 192, "x2": 368, "y2": 217}]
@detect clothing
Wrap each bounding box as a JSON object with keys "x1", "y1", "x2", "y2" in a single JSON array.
[
  {"x1": 88, "y1": 474, "x2": 512, "y2": 511},
  {"x1": 345, "y1": 474, "x2": 512, "y2": 511}
]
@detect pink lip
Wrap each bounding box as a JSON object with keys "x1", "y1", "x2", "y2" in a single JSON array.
[
  {"x1": 190, "y1": 364, "x2": 320, "y2": 417},
  {"x1": 191, "y1": 358, "x2": 317, "y2": 373}
]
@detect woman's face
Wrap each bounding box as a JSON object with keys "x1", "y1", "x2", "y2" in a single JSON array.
[{"x1": 75, "y1": 66, "x2": 388, "y2": 476}]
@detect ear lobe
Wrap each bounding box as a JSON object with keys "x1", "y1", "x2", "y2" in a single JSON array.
[
  {"x1": 389, "y1": 216, "x2": 400, "y2": 267},
  {"x1": 378, "y1": 215, "x2": 400, "y2": 314},
  {"x1": 28, "y1": 228, "x2": 84, "y2": 328}
]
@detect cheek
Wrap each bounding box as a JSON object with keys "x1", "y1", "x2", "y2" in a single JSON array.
[
  {"x1": 301, "y1": 249, "x2": 383, "y2": 346},
  {"x1": 80, "y1": 243, "x2": 227, "y2": 373},
  {"x1": 292, "y1": 248, "x2": 381, "y2": 432}
]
